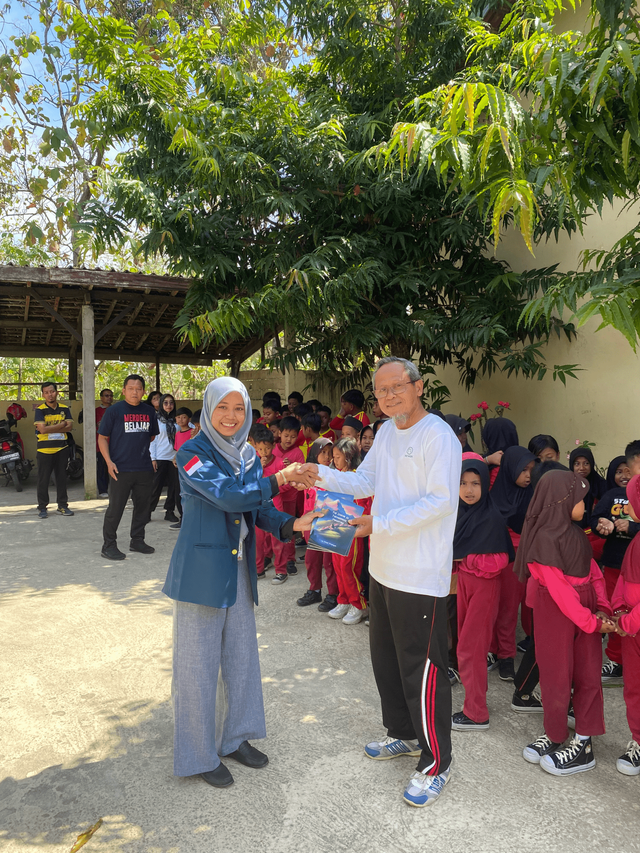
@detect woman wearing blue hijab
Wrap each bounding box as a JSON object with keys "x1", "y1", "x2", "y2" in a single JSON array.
[{"x1": 163, "y1": 377, "x2": 318, "y2": 789}]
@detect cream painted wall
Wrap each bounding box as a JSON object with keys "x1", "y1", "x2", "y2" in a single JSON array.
[{"x1": 438, "y1": 199, "x2": 640, "y2": 466}]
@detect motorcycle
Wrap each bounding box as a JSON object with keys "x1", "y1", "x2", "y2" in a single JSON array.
[
  {"x1": 66, "y1": 433, "x2": 84, "y2": 481},
  {"x1": 0, "y1": 404, "x2": 33, "y2": 492}
]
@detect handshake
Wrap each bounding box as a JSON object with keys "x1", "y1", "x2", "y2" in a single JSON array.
[{"x1": 280, "y1": 462, "x2": 323, "y2": 490}]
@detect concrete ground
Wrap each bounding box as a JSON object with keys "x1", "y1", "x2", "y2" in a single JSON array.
[{"x1": 1, "y1": 476, "x2": 639, "y2": 853}]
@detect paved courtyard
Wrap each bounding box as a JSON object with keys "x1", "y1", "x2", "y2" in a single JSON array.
[{"x1": 1, "y1": 477, "x2": 639, "y2": 853}]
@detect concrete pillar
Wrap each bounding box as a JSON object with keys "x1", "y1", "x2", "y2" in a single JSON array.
[
  {"x1": 68, "y1": 348, "x2": 78, "y2": 400},
  {"x1": 81, "y1": 303, "x2": 97, "y2": 500}
]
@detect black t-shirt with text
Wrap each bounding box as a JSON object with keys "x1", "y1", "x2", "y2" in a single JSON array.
[
  {"x1": 98, "y1": 401, "x2": 159, "y2": 472},
  {"x1": 592, "y1": 487, "x2": 640, "y2": 570}
]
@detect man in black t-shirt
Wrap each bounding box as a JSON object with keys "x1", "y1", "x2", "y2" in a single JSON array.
[
  {"x1": 98, "y1": 374, "x2": 159, "y2": 560},
  {"x1": 34, "y1": 382, "x2": 75, "y2": 518}
]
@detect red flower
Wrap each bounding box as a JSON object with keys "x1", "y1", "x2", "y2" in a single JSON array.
[
  {"x1": 477, "y1": 401, "x2": 489, "y2": 411},
  {"x1": 469, "y1": 413, "x2": 481, "y2": 421},
  {"x1": 498, "y1": 400, "x2": 510, "y2": 408}
]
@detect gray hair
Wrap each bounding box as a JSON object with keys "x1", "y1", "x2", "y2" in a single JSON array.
[{"x1": 373, "y1": 356, "x2": 421, "y2": 383}]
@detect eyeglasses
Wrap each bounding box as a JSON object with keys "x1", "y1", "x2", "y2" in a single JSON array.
[{"x1": 373, "y1": 380, "x2": 417, "y2": 400}]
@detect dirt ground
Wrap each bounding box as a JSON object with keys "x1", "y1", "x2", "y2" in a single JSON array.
[{"x1": 1, "y1": 476, "x2": 639, "y2": 853}]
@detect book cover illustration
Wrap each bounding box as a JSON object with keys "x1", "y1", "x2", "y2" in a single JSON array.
[{"x1": 307, "y1": 490, "x2": 364, "y2": 557}]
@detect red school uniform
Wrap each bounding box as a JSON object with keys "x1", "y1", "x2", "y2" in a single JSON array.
[
  {"x1": 330, "y1": 410, "x2": 370, "y2": 432},
  {"x1": 255, "y1": 454, "x2": 297, "y2": 574},
  {"x1": 320, "y1": 428, "x2": 336, "y2": 443},
  {"x1": 527, "y1": 560, "x2": 611, "y2": 744},
  {"x1": 174, "y1": 428, "x2": 192, "y2": 451},
  {"x1": 273, "y1": 442, "x2": 304, "y2": 553},
  {"x1": 457, "y1": 552, "x2": 509, "y2": 723},
  {"x1": 302, "y1": 487, "x2": 338, "y2": 596},
  {"x1": 332, "y1": 495, "x2": 372, "y2": 609}
]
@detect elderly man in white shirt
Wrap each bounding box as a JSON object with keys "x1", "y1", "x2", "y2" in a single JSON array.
[{"x1": 299, "y1": 356, "x2": 461, "y2": 807}]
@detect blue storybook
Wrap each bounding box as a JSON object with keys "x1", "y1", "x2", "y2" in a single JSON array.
[{"x1": 307, "y1": 490, "x2": 364, "y2": 557}]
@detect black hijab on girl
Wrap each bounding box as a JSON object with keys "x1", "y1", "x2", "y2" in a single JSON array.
[
  {"x1": 490, "y1": 445, "x2": 536, "y2": 534},
  {"x1": 605, "y1": 455, "x2": 628, "y2": 491},
  {"x1": 454, "y1": 460, "x2": 515, "y2": 561},
  {"x1": 482, "y1": 418, "x2": 519, "y2": 458}
]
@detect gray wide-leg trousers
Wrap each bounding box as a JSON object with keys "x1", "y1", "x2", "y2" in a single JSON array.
[{"x1": 172, "y1": 558, "x2": 266, "y2": 776}]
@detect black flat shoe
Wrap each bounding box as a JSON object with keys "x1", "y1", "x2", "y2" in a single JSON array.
[
  {"x1": 224, "y1": 740, "x2": 269, "y2": 768},
  {"x1": 201, "y1": 763, "x2": 234, "y2": 788},
  {"x1": 129, "y1": 541, "x2": 155, "y2": 554},
  {"x1": 101, "y1": 545, "x2": 126, "y2": 561}
]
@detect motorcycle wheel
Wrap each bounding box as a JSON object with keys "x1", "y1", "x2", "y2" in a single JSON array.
[
  {"x1": 67, "y1": 447, "x2": 84, "y2": 480},
  {"x1": 10, "y1": 467, "x2": 22, "y2": 492}
]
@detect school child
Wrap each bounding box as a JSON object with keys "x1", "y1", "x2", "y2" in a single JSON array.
[
  {"x1": 482, "y1": 417, "x2": 519, "y2": 486},
  {"x1": 273, "y1": 416, "x2": 305, "y2": 572},
  {"x1": 287, "y1": 391, "x2": 303, "y2": 413},
  {"x1": 445, "y1": 415, "x2": 472, "y2": 452},
  {"x1": 300, "y1": 413, "x2": 321, "y2": 460},
  {"x1": 359, "y1": 425, "x2": 374, "y2": 459},
  {"x1": 252, "y1": 425, "x2": 297, "y2": 585},
  {"x1": 592, "y1": 455, "x2": 639, "y2": 682},
  {"x1": 341, "y1": 416, "x2": 363, "y2": 440},
  {"x1": 297, "y1": 438, "x2": 340, "y2": 611},
  {"x1": 252, "y1": 408, "x2": 261, "y2": 424},
  {"x1": 451, "y1": 458, "x2": 514, "y2": 730},
  {"x1": 260, "y1": 400, "x2": 281, "y2": 425},
  {"x1": 515, "y1": 470, "x2": 615, "y2": 775},
  {"x1": 488, "y1": 445, "x2": 536, "y2": 681},
  {"x1": 626, "y1": 440, "x2": 640, "y2": 478},
  {"x1": 527, "y1": 434, "x2": 560, "y2": 463},
  {"x1": 611, "y1": 473, "x2": 640, "y2": 775},
  {"x1": 511, "y1": 460, "x2": 569, "y2": 711},
  {"x1": 329, "y1": 389, "x2": 370, "y2": 433},
  {"x1": 268, "y1": 421, "x2": 282, "y2": 443},
  {"x1": 174, "y1": 407, "x2": 193, "y2": 451},
  {"x1": 190, "y1": 409, "x2": 201, "y2": 438},
  {"x1": 570, "y1": 446, "x2": 608, "y2": 561},
  {"x1": 306, "y1": 398, "x2": 322, "y2": 413},
  {"x1": 326, "y1": 438, "x2": 372, "y2": 625},
  {"x1": 318, "y1": 406, "x2": 336, "y2": 442}
]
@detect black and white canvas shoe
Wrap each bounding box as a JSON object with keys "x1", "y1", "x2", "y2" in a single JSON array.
[
  {"x1": 451, "y1": 711, "x2": 489, "y2": 731},
  {"x1": 540, "y1": 735, "x2": 596, "y2": 776},
  {"x1": 523, "y1": 734, "x2": 564, "y2": 765}
]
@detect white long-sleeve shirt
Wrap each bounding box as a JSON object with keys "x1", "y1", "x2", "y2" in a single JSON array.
[
  {"x1": 150, "y1": 421, "x2": 175, "y2": 461},
  {"x1": 317, "y1": 413, "x2": 461, "y2": 597}
]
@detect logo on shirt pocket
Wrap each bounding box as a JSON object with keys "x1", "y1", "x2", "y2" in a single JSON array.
[{"x1": 405, "y1": 447, "x2": 414, "y2": 458}]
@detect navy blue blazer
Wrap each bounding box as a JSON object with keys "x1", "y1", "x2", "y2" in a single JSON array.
[{"x1": 162, "y1": 431, "x2": 294, "y2": 608}]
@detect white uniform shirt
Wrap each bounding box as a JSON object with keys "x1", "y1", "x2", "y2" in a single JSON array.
[{"x1": 317, "y1": 413, "x2": 461, "y2": 597}]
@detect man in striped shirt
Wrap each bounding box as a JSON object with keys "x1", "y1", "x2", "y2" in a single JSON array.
[{"x1": 35, "y1": 382, "x2": 75, "y2": 518}]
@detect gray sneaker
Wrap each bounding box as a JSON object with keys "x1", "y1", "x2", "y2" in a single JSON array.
[
  {"x1": 403, "y1": 766, "x2": 451, "y2": 807},
  {"x1": 364, "y1": 736, "x2": 422, "y2": 760}
]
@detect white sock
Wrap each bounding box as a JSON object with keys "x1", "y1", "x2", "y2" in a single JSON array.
[{"x1": 575, "y1": 733, "x2": 590, "y2": 741}]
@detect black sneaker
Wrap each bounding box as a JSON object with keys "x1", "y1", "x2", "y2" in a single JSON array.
[
  {"x1": 540, "y1": 735, "x2": 596, "y2": 776},
  {"x1": 448, "y1": 667, "x2": 460, "y2": 686},
  {"x1": 164, "y1": 511, "x2": 180, "y2": 523},
  {"x1": 101, "y1": 544, "x2": 126, "y2": 561},
  {"x1": 498, "y1": 658, "x2": 515, "y2": 682},
  {"x1": 130, "y1": 541, "x2": 155, "y2": 554},
  {"x1": 523, "y1": 734, "x2": 564, "y2": 765},
  {"x1": 318, "y1": 594, "x2": 338, "y2": 612},
  {"x1": 169, "y1": 521, "x2": 181, "y2": 530},
  {"x1": 297, "y1": 589, "x2": 322, "y2": 607},
  {"x1": 257, "y1": 570, "x2": 266, "y2": 580},
  {"x1": 451, "y1": 711, "x2": 489, "y2": 731},
  {"x1": 517, "y1": 635, "x2": 532, "y2": 653},
  {"x1": 57, "y1": 507, "x2": 74, "y2": 516},
  {"x1": 263, "y1": 556, "x2": 273, "y2": 570},
  {"x1": 617, "y1": 740, "x2": 640, "y2": 776},
  {"x1": 601, "y1": 661, "x2": 623, "y2": 684},
  {"x1": 38, "y1": 509, "x2": 48, "y2": 519},
  {"x1": 286, "y1": 560, "x2": 298, "y2": 575},
  {"x1": 295, "y1": 535, "x2": 305, "y2": 547},
  {"x1": 511, "y1": 691, "x2": 543, "y2": 713},
  {"x1": 487, "y1": 652, "x2": 499, "y2": 672}
]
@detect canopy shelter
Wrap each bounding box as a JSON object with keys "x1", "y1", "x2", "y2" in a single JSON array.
[{"x1": 0, "y1": 264, "x2": 270, "y2": 498}]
